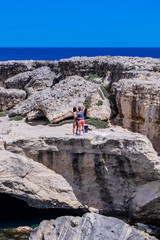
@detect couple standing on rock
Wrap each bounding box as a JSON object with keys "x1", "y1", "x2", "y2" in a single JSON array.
[{"x1": 73, "y1": 104, "x2": 85, "y2": 136}]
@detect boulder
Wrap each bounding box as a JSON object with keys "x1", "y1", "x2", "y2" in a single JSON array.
[
  {"x1": 113, "y1": 75, "x2": 160, "y2": 154},
  {"x1": 8, "y1": 76, "x2": 111, "y2": 123},
  {"x1": 0, "y1": 149, "x2": 82, "y2": 209},
  {"x1": 0, "y1": 87, "x2": 26, "y2": 111},
  {"x1": 2, "y1": 118, "x2": 160, "y2": 222},
  {"x1": 5, "y1": 66, "x2": 59, "y2": 95},
  {"x1": 29, "y1": 213, "x2": 157, "y2": 240},
  {"x1": 0, "y1": 60, "x2": 59, "y2": 86},
  {"x1": 86, "y1": 91, "x2": 111, "y2": 120},
  {"x1": 27, "y1": 111, "x2": 45, "y2": 121}
]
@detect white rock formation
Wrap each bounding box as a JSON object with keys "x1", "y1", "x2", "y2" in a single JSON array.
[
  {"x1": 0, "y1": 87, "x2": 26, "y2": 111},
  {"x1": 113, "y1": 75, "x2": 160, "y2": 154},
  {"x1": 29, "y1": 213, "x2": 157, "y2": 240}
]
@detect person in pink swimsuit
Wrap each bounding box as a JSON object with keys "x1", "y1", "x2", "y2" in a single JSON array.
[{"x1": 76, "y1": 105, "x2": 85, "y2": 135}]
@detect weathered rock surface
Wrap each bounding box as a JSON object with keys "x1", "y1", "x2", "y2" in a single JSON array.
[
  {"x1": 0, "y1": 56, "x2": 160, "y2": 234},
  {"x1": 1, "y1": 56, "x2": 160, "y2": 86},
  {"x1": 8, "y1": 76, "x2": 111, "y2": 123},
  {"x1": 0, "y1": 149, "x2": 82, "y2": 209},
  {"x1": 113, "y1": 75, "x2": 160, "y2": 154},
  {"x1": 0, "y1": 117, "x2": 160, "y2": 223},
  {"x1": 86, "y1": 91, "x2": 111, "y2": 120},
  {"x1": 0, "y1": 226, "x2": 33, "y2": 240},
  {"x1": 0, "y1": 60, "x2": 59, "y2": 86},
  {"x1": 0, "y1": 87, "x2": 26, "y2": 111},
  {"x1": 59, "y1": 56, "x2": 160, "y2": 79},
  {"x1": 5, "y1": 66, "x2": 58, "y2": 94},
  {"x1": 1, "y1": 57, "x2": 159, "y2": 152},
  {"x1": 29, "y1": 213, "x2": 157, "y2": 240}
]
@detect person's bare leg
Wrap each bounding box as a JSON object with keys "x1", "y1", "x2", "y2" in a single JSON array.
[
  {"x1": 79, "y1": 124, "x2": 82, "y2": 135},
  {"x1": 76, "y1": 123, "x2": 78, "y2": 135},
  {"x1": 83, "y1": 124, "x2": 85, "y2": 134},
  {"x1": 73, "y1": 122, "x2": 76, "y2": 135}
]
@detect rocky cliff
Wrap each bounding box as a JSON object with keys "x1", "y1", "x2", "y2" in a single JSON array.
[
  {"x1": 0, "y1": 117, "x2": 160, "y2": 225},
  {"x1": 0, "y1": 56, "x2": 159, "y2": 154},
  {"x1": 0, "y1": 56, "x2": 160, "y2": 239}
]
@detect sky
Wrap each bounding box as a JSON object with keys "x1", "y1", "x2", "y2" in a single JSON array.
[{"x1": 0, "y1": 0, "x2": 160, "y2": 47}]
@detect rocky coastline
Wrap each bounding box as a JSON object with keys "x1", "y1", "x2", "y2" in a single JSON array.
[{"x1": 0, "y1": 56, "x2": 160, "y2": 239}]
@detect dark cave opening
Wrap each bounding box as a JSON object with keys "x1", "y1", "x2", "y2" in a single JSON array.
[{"x1": 0, "y1": 193, "x2": 85, "y2": 229}]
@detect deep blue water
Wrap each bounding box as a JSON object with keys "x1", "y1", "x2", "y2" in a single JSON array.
[{"x1": 0, "y1": 47, "x2": 160, "y2": 61}]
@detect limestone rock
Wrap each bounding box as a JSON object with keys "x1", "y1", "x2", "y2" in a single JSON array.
[
  {"x1": 29, "y1": 213, "x2": 157, "y2": 240},
  {"x1": 113, "y1": 76, "x2": 160, "y2": 154},
  {"x1": 59, "y1": 56, "x2": 160, "y2": 79},
  {"x1": 0, "y1": 60, "x2": 59, "y2": 86},
  {"x1": 27, "y1": 111, "x2": 45, "y2": 121},
  {"x1": 2, "y1": 118, "x2": 160, "y2": 222},
  {"x1": 0, "y1": 87, "x2": 26, "y2": 111},
  {"x1": 0, "y1": 149, "x2": 82, "y2": 209},
  {"x1": 86, "y1": 92, "x2": 111, "y2": 120},
  {"x1": 101, "y1": 71, "x2": 112, "y2": 89},
  {"x1": 9, "y1": 76, "x2": 110, "y2": 123},
  {"x1": 5, "y1": 66, "x2": 58, "y2": 95},
  {"x1": 1, "y1": 56, "x2": 160, "y2": 87}
]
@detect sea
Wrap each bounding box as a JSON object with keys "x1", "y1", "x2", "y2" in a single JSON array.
[{"x1": 0, "y1": 47, "x2": 160, "y2": 61}]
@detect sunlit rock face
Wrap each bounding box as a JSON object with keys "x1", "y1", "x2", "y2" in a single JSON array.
[
  {"x1": 5, "y1": 66, "x2": 58, "y2": 94},
  {"x1": 0, "y1": 56, "x2": 160, "y2": 233},
  {"x1": 0, "y1": 60, "x2": 59, "y2": 86},
  {"x1": 113, "y1": 75, "x2": 160, "y2": 154},
  {"x1": 29, "y1": 213, "x2": 157, "y2": 240},
  {"x1": 8, "y1": 76, "x2": 111, "y2": 123},
  {"x1": 1, "y1": 118, "x2": 159, "y2": 223},
  {"x1": 0, "y1": 87, "x2": 26, "y2": 111}
]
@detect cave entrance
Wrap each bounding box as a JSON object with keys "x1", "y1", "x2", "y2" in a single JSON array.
[{"x1": 0, "y1": 193, "x2": 84, "y2": 229}]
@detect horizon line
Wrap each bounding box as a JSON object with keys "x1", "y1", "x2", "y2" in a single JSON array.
[{"x1": 0, "y1": 46, "x2": 160, "y2": 48}]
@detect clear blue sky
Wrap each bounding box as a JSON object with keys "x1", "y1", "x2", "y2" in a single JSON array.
[{"x1": 0, "y1": 0, "x2": 160, "y2": 47}]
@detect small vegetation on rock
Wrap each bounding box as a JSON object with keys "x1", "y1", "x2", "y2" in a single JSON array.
[
  {"x1": 86, "y1": 74, "x2": 99, "y2": 82},
  {"x1": 25, "y1": 117, "x2": 29, "y2": 122},
  {"x1": 9, "y1": 115, "x2": 24, "y2": 121},
  {"x1": 0, "y1": 111, "x2": 8, "y2": 117},
  {"x1": 84, "y1": 96, "x2": 92, "y2": 108},
  {"x1": 153, "y1": 66, "x2": 159, "y2": 72},
  {"x1": 98, "y1": 89, "x2": 104, "y2": 99},
  {"x1": 44, "y1": 117, "x2": 50, "y2": 125},
  {"x1": 100, "y1": 85, "x2": 109, "y2": 98},
  {"x1": 96, "y1": 100, "x2": 103, "y2": 106},
  {"x1": 85, "y1": 118, "x2": 108, "y2": 128}
]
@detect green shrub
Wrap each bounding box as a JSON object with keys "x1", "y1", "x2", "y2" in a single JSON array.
[
  {"x1": 44, "y1": 117, "x2": 50, "y2": 125},
  {"x1": 108, "y1": 94, "x2": 115, "y2": 101},
  {"x1": 100, "y1": 85, "x2": 109, "y2": 98},
  {"x1": 86, "y1": 74, "x2": 99, "y2": 82},
  {"x1": 153, "y1": 66, "x2": 159, "y2": 72},
  {"x1": 0, "y1": 111, "x2": 8, "y2": 117},
  {"x1": 84, "y1": 95, "x2": 92, "y2": 108},
  {"x1": 85, "y1": 118, "x2": 108, "y2": 129},
  {"x1": 25, "y1": 117, "x2": 29, "y2": 122},
  {"x1": 96, "y1": 100, "x2": 103, "y2": 106},
  {"x1": 9, "y1": 115, "x2": 24, "y2": 121}
]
